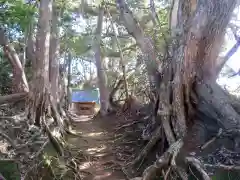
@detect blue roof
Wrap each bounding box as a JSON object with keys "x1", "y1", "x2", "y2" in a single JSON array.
[{"x1": 71, "y1": 89, "x2": 100, "y2": 103}]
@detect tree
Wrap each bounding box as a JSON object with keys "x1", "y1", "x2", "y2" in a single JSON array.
[
  {"x1": 28, "y1": 0, "x2": 53, "y2": 126},
  {"x1": 49, "y1": 3, "x2": 61, "y2": 105},
  {"x1": 94, "y1": 5, "x2": 111, "y2": 115},
  {"x1": 114, "y1": 0, "x2": 240, "y2": 179},
  {"x1": 1, "y1": 0, "x2": 240, "y2": 178},
  {"x1": 0, "y1": 28, "x2": 29, "y2": 94}
]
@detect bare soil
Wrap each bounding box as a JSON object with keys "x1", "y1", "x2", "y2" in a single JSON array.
[{"x1": 67, "y1": 113, "x2": 135, "y2": 180}]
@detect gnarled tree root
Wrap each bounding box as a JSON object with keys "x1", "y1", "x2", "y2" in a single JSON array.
[
  {"x1": 130, "y1": 126, "x2": 163, "y2": 167},
  {"x1": 186, "y1": 157, "x2": 211, "y2": 180},
  {"x1": 130, "y1": 139, "x2": 183, "y2": 180}
]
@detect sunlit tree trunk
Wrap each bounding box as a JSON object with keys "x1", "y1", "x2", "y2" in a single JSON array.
[
  {"x1": 29, "y1": 0, "x2": 52, "y2": 126},
  {"x1": 117, "y1": 0, "x2": 240, "y2": 179},
  {"x1": 0, "y1": 28, "x2": 29, "y2": 93},
  {"x1": 94, "y1": 6, "x2": 110, "y2": 115},
  {"x1": 49, "y1": 3, "x2": 60, "y2": 104},
  {"x1": 26, "y1": 0, "x2": 66, "y2": 156}
]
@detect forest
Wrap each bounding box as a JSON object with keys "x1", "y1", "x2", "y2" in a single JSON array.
[{"x1": 0, "y1": 0, "x2": 240, "y2": 179}]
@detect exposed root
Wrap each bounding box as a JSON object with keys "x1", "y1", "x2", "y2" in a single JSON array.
[
  {"x1": 43, "y1": 118, "x2": 64, "y2": 156},
  {"x1": 0, "y1": 92, "x2": 28, "y2": 105},
  {"x1": 129, "y1": 126, "x2": 163, "y2": 168},
  {"x1": 141, "y1": 139, "x2": 183, "y2": 180},
  {"x1": 186, "y1": 157, "x2": 211, "y2": 180}
]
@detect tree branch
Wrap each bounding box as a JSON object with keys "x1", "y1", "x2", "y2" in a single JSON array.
[
  {"x1": 115, "y1": 0, "x2": 160, "y2": 94},
  {"x1": 0, "y1": 92, "x2": 28, "y2": 105},
  {"x1": 215, "y1": 37, "x2": 240, "y2": 77},
  {"x1": 79, "y1": 1, "x2": 158, "y2": 29}
]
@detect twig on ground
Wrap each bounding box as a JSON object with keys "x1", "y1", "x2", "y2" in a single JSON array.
[
  {"x1": 186, "y1": 157, "x2": 211, "y2": 180},
  {"x1": 0, "y1": 129, "x2": 17, "y2": 148},
  {"x1": 114, "y1": 121, "x2": 140, "y2": 132},
  {"x1": 164, "y1": 166, "x2": 172, "y2": 180},
  {"x1": 201, "y1": 128, "x2": 222, "y2": 150},
  {"x1": 204, "y1": 163, "x2": 240, "y2": 171},
  {"x1": 188, "y1": 166, "x2": 200, "y2": 180},
  {"x1": 23, "y1": 160, "x2": 45, "y2": 180},
  {"x1": 30, "y1": 140, "x2": 49, "y2": 159},
  {"x1": 137, "y1": 155, "x2": 145, "y2": 170},
  {"x1": 201, "y1": 128, "x2": 240, "y2": 150}
]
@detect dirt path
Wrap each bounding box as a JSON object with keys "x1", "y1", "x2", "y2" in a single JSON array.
[{"x1": 67, "y1": 115, "x2": 127, "y2": 180}]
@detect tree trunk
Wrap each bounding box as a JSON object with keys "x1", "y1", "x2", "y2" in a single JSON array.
[
  {"x1": 94, "y1": 6, "x2": 110, "y2": 115},
  {"x1": 26, "y1": 0, "x2": 67, "y2": 156},
  {"x1": 116, "y1": 2, "x2": 160, "y2": 95},
  {"x1": 67, "y1": 52, "x2": 72, "y2": 110},
  {"x1": 28, "y1": 0, "x2": 53, "y2": 126},
  {"x1": 26, "y1": 23, "x2": 36, "y2": 67},
  {"x1": 58, "y1": 58, "x2": 68, "y2": 110},
  {"x1": 117, "y1": 0, "x2": 240, "y2": 179},
  {"x1": 0, "y1": 28, "x2": 29, "y2": 93},
  {"x1": 106, "y1": 9, "x2": 129, "y2": 99},
  {"x1": 49, "y1": 3, "x2": 61, "y2": 104}
]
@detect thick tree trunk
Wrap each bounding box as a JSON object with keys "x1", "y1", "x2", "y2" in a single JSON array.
[
  {"x1": 117, "y1": 0, "x2": 240, "y2": 179},
  {"x1": 0, "y1": 28, "x2": 29, "y2": 93},
  {"x1": 29, "y1": 0, "x2": 53, "y2": 126},
  {"x1": 49, "y1": 4, "x2": 61, "y2": 104},
  {"x1": 94, "y1": 6, "x2": 111, "y2": 115},
  {"x1": 171, "y1": 0, "x2": 238, "y2": 141},
  {"x1": 26, "y1": 0, "x2": 68, "y2": 155}
]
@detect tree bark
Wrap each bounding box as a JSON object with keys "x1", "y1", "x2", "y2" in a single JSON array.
[
  {"x1": 94, "y1": 6, "x2": 110, "y2": 115},
  {"x1": 117, "y1": 0, "x2": 240, "y2": 179},
  {"x1": 67, "y1": 52, "x2": 72, "y2": 109},
  {"x1": 0, "y1": 28, "x2": 29, "y2": 93},
  {"x1": 116, "y1": 1, "x2": 160, "y2": 95},
  {"x1": 26, "y1": 23, "x2": 36, "y2": 67},
  {"x1": 49, "y1": 3, "x2": 61, "y2": 104},
  {"x1": 106, "y1": 8, "x2": 129, "y2": 99},
  {"x1": 171, "y1": 0, "x2": 238, "y2": 141},
  {"x1": 0, "y1": 93, "x2": 27, "y2": 105},
  {"x1": 29, "y1": 0, "x2": 53, "y2": 126}
]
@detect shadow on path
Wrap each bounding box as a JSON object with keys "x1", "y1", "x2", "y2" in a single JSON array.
[{"x1": 67, "y1": 115, "x2": 126, "y2": 180}]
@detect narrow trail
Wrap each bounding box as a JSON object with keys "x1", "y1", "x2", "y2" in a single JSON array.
[{"x1": 67, "y1": 115, "x2": 127, "y2": 180}]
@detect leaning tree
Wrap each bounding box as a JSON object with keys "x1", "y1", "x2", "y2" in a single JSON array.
[{"x1": 114, "y1": 0, "x2": 240, "y2": 179}]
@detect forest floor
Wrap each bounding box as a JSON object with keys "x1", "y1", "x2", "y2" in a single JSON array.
[
  {"x1": 65, "y1": 111, "x2": 240, "y2": 180},
  {"x1": 66, "y1": 112, "x2": 148, "y2": 180},
  {"x1": 0, "y1": 104, "x2": 153, "y2": 180},
  {"x1": 1, "y1": 105, "x2": 240, "y2": 179},
  {"x1": 67, "y1": 114, "x2": 126, "y2": 180}
]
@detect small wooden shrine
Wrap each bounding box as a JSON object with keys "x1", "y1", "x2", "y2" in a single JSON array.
[{"x1": 71, "y1": 88, "x2": 99, "y2": 115}]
